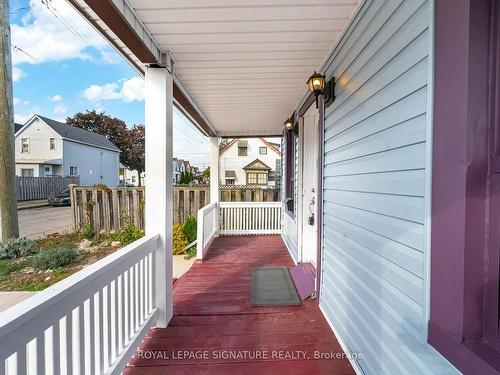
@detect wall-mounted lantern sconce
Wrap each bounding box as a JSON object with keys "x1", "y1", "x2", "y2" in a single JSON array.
[
  {"x1": 307, "y1": 71, "x2": 326, "y2": 109},
  {"x1": 283, "y1": 116, "x2": 297, "y2": 134}
]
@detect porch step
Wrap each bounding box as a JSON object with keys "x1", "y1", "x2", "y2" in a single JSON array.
[{"x1": 289, "y1": 262, "x2": 316, "y2": 300}]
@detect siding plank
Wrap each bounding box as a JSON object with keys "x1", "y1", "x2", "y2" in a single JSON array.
[{"x1": 316, "y1": 0, "x2": 459, "y2": 373}]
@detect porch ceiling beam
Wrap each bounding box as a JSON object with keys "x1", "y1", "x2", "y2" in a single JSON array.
[
  {"x1": 82, "y1": 0, "x2": 161, "y2": 63},
  {"x1": 69, "y1": 0, "x2": 216, "y2": 137}
]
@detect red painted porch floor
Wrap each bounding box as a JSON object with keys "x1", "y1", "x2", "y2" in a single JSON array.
[{"x1": 125, "y1": 235, "x2": 355, "y2": 375}]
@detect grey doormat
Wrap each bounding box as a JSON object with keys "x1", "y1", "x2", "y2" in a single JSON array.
[{"x1": 251, "y1": 267, "x2": 301, "y2": 306}]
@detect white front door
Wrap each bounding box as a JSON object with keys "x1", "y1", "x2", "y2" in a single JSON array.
[{"x1": 301, "y1": 104, "x2": 319, "y2": 266}]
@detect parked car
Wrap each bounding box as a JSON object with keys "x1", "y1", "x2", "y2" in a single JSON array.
[{"x1": 48, "y1": 189, "x2": 71, "y2": 206}]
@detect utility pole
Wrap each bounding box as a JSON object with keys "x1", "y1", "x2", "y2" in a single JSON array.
[{"x1": 0, "y1": 0, "x2": 19, "y2": 240}]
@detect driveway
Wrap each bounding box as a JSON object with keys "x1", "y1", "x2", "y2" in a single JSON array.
[{"x1": 18, "y1": 206, "x2": 73, "y2": 239}]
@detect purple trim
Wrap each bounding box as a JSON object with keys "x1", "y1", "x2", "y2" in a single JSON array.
[
  {"x1": 316, "y1": 96, "x2": 325, "y2": 301},
  {"x1": 486, "y1": 0, "x2": 500, "y2": 345},
  {"x1": 430, "y1": 0, "x2": 500, "y2": 372},
  {"x1": 289, "y1": 262, "x2": 316, "y2": 300},
  {"x1": 298, "y1": 92, "x2": 315, "y2": 117}
]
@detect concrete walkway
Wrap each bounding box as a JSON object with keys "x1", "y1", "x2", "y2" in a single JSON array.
[
  {"x1": 0, "y1": 292, "x2": 36, "y2": 312},
  {"x1": 173, "y1": 255, "x2": 195, "y2": 279}
]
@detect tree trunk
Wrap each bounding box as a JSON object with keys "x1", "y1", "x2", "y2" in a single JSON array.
[{"x1": 0, "y1": 0, "x2": 19, "y2": 240}]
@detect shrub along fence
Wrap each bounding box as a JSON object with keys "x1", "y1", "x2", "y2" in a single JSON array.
[
  {"x1": 70, "y1": 185, "x2": 280, "y2": 234},
  {"x1": 17, "y1": 176, "x2": 80, "y2": 201}
]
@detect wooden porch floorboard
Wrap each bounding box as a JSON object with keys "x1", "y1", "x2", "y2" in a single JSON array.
[{"x1": 125, "y1": 235, "x2": 355, "y2": 375}]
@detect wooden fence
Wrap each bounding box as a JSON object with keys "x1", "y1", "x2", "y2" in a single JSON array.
[
  {"x1": 220, "y1": 185, "x2": 280, "y2": 202},
  {"x1": 71, "y1": 185, "x2": 280, "y2": 233},
  {"x1": 16, "y1": 176, "x2": 80, "y2": 201}
]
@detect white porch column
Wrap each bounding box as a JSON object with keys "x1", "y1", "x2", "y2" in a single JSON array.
[
  {"x1": 209, "y1": 137, "x2": 220, "y2": 204},
  {"x1": 145, "y1": 66, "x2": 173, "y2": 327}
]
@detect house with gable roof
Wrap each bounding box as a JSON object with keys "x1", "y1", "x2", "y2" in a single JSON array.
[
  {"x1": 219, "y1": 138, "x2": 281, "y2": 187},
  {"x1": 15, "y1": 114, "x2": 120, "y2": 187}
]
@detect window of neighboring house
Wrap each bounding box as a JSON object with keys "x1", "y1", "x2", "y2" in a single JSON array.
[
  {"x1": 44, "y1": 166, "x2": 50, "y2": 172},
  {"x1": 69, "y1": 165, "x2": 79, "y2": 176},
  {"x1": 132, "y1": 176, "x2": 136, "y2": 183},
  {"x1": 225, "y1": 179, "x2": 235, "y2": 185},
  {"x1": 49, "y1": 138, "x2": 56, "y2": 150},
  {"x1": 238, "y1": 146, "x2": 248, "y2": 156},
  {"x1": 247, "y1": 173, "x2": 257, "y2": 184},
  {"x1": 247, "y1": 172, "x2": 267, "y2": 185},
  {"x1": 21, "y1": 138, "x2": 29, "y2": 153},
  {"x1": 259, "y1": 146, "x2": 267, "y2": 155},
  {"x1": 285, "y1": 129, "x2": 296, "y2": 214},
  {"x1": 21, "y1": 168, "x2": 34, "y2": 177},
  {"x1": 268, "y1": 171, "x2": 275, "y2": 181}
]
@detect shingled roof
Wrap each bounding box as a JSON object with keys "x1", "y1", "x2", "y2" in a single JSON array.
[{"x1": 28, "y1": 115, "x2": 120, "y2": 152}]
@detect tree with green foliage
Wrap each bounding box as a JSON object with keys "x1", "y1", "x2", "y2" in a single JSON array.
[
  {"x1": 179, "y1": 171, "x2": 194, "y2": 184},
  {"x1": 66, "y1": 111, "x2": 145, "y2": 185}
]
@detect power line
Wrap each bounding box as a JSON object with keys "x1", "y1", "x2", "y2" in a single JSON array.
[
  {"x1": 40, "y1": 0, "x2": 90, "y2": 46},
  {"x1": 12, "y1": 45, "x2": 39, "y2": 62},
  {"x1": 10, "y1": 4, "x2": 37, "y2": 15}
]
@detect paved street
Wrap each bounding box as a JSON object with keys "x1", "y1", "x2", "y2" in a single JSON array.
[{"x1": 18, "y1": 206, "x2": 73, "y2": 239}]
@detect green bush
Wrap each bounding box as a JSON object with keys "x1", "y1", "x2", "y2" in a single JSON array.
[
  {"x1": 116, "y1": 224, "x2": 143, "y2": 246},
  {"x1": 32, "y1": 247, "x2": 77, "y2": 270},
  {"x1": 0, "y1": 237, "x2": 37, "y2": 259},
  {"x1": 183, "y1": 215, "x2": 197, "y2": 243},
  {"x1": 184, "y1": 245, "x2": 196, "y2": 260},
  {"x1": 79, "y1": 222, "x2": 95, "y2": 240},
  {"x1": 172, "y1": 224, "x2": 188, "y2": 255}
]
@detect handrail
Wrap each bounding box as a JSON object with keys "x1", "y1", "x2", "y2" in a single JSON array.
[
  {"x1": 196, "y1": 202, "x2": 218, "y2": 260},
  {"x1": 0, "y1": 234, "x2": 161, "y2": 374}
]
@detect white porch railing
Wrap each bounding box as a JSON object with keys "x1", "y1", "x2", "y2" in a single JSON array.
[
  {"x1": 219, "y1": 202, "x2": 282, "y2": 235},
  {"x1": 196, "y1": 202, "x2": 218, "y2": 260},
  {"x1": 0, "y1": 234, "x2": 161, "y2": 375}
]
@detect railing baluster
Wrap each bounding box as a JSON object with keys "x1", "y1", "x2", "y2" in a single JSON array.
[
  {"x1": 89, "y1": 296, "x2": 96, "y2": 375},
  {"x1": 53, "y1": 320, "x2": 61, "y2": 375},
  {"x1": 36, "y1": 333, "x2": 45, "y2": 375},
  {"x1": 16, "y1": 345, "x2": 27, "y2": 375},
  {"x1": 140, "y1": 259, "x2": 145, "y2": 322},
  {"x1": 114, "y1": 278, "x2": 120, "y2": 360},
  {"x1": 134, "y1": 264, "x2": 139, "y2": 329},
  {"x1": 107, "y1": 284, "x2": 112, "y2": 368},
  {"x1": 66, "y1": 313, "x2": 73, "y2": 375},
  {"x1": 98, "y1": 289, "x2": 105, "y2": 374},
  {"x1": 122, "y1": 272, "x2": 128, "y2": 347},
  {"x1": 78, "y1": 304, "x2": 85, "y2": 375},
  {"x1": 128, "y1": 268, "x2": 134, "y2": 338}
]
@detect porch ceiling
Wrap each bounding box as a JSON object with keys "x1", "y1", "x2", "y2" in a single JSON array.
[{"x1": 70, "y1": 0, "x2": 359, "y2": 136}]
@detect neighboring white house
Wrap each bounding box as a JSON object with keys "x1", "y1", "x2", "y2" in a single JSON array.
[
  {"x1": 219, "y1": 138, "x2": 281, "y2": 186},
  {"x1": 15, "y1": 115, "x2": 120, "y2": 187},
  {"x1": 119, "y1": 164, "x2": 145, "y2": 186},
  {"x1": 120, "y1": 158, "x2": 200, "y2": 186}
]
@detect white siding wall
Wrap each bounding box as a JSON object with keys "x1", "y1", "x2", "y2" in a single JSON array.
[
  {"x1": 15, "y1": 163, "x2": 43, "y2": 177},
  {"x1": 15, "y1": 118, "x2": 63, "y2": 161},
  {"x1": 63, "y1": 141, "x2": 119, "y2": 187},
  {"x1": 219, "y1": 138, "x2": 280, "y2": 185},
  {"x1": 318, "y1": 0, "x2": 457, "y2": 374}
]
